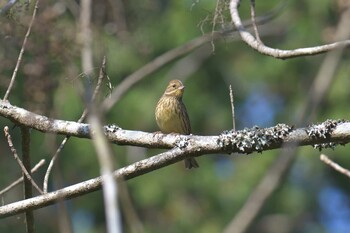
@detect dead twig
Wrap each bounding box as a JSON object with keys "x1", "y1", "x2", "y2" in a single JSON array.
[
  {"x1": 3, "y1": 0, "x2": 40, "y2": 101},
  {"x1": 21, "y1": 127, "x2": 34, "y2": 233},
  {"x1": 250, "y1": 0, "x2": 262, "y2": 43},
  {"x1": 4, "y1": 126, "x2": 43, "y2": 194},
  {"x1": 0, "y1": 159, "x2": 45, "y2": 196},
  {"x1": 320, "y1": 154, "x2": 350, "y2": 178},
  {"x1": 43, "y1": 56, "x2": 107, "y2": 193}
]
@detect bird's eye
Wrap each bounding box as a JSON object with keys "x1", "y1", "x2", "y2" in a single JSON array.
[{"x1": 172, "y1": 84, "x2": 176, "y2": 88}]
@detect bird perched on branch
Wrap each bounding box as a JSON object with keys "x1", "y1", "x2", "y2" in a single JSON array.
[{"x1": 155, "y1": 79, "x2": 199, "y2": 169}]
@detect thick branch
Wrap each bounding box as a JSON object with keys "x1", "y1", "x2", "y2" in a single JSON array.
[
  {"x1": 1, "y1": 102, "x2": 350, "y2": 218},
  {"x1": 1, "y1": 117, "x2": 350, "y2": 218},
  {"x1": 1, "y1": 100, "x2": 350, "y2": 154}
]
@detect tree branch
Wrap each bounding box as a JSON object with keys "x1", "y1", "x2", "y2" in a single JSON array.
[
  {"x1": 1, "y1": 100, "x2": 350, "y2": 155},
  {"x1": 320, "y1": 154, "x2": 350, "y2": 178},
  {"x1": 4, "y1": 126, "x2": 43, "y2": 194},
  {"x1": 43, "y1": 56, "x2": 107, "y2": 193},
  {"x1": 88, "y1": 100, "x2": 122, "y2": 233},
  {"x1": 101, "y1": 3, "x2": 285, "y2": 112},
  {"x1": 0, "y1": 0, "x2": 19, "y2": 16},
  {"x1": 3, "y1": 0, "x2": 40, "y2": 101},
  {"x1": 0, "y1": 148, "x2": 184, "y2": 218},
  {"x1": 1, "y1": 101, "x2": 350, "y2": 218},
  {"x1": 0, "y1": 159, "x2": 45, "y2": 196},
  {"x1": 229, "y1": 0, "x2": 350, "y2": 59},
  {"x1": 21, "y1": 126, "x2": 35, "y2": 233}
]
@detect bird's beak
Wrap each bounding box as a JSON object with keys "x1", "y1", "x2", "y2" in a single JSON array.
[{"x1": 178, "y1": 85, "x2": 185, "y2": 90}]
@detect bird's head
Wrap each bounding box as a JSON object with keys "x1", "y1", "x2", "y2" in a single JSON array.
[{"x1": 164, "y1": 79, "x2": 185, "y2": 98}]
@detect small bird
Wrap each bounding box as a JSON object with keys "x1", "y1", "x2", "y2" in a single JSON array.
[{"x1": 155, "y1": 79, "x2": 199, "y2": 169}]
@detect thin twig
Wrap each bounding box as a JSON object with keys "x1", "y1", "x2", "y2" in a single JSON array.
[
  {"x1": 320, "y1": 154, "x2": 350, "y2": 178},
  {"x1": 21, "y1": 127, "x2": 35, "y2": 233},
  {"x1": 4, "y1": 127, "x2": 43, "y2": 194},
  {"x1": 229, "y1": 85, "x2": 235, "y2": 131},
  {"x1": 0, "y1": 159, "x2": 45, "y2": 196},
  {"x1": 211, "y1": 0, "x2": 222, "y2": 52},
  {"x1": 3, "y1": 0, "x2": 40, "y2": 101},
  {"x1": 250, "y1": 0, "x2": 262, "y2": 43},
  {"x1": 43, "y1": 137, "x2": 68, "y2": 193},
  {"x1": 43, "y1": 57, "x2": 106, "y2": 193}
]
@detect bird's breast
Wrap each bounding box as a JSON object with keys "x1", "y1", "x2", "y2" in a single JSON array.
[{"x1": 155, "y1": 97, "x2": 185, "y2": 134}]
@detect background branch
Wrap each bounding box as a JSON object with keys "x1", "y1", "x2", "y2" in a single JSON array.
[
  {"x1": 320, "y1": 154, "x2": 350, "y2": 178},
  {"x1": 0, "y1": 0, "x2": 19, "y2": 16},
  {"x1": 0, "y1": 159, "x2": 45, "y2": 196},
  {"x1": 21, "y1": 127, "x2": 34, "y2": 233},
  {"x1": 229, "y1": 0, "x2": 350, "y2": 58},
  {"x1": 101, "y1": 5, "x2": 283, "y2": 111},
  {"x1": 0, "y1": 148, "x2": 184, "y2": 218},
  {"x1": 88, "y1": 91, "x2": 121, "y2": 233},
  {"x1": 4, "y1": 126, "x2": 43, "y2": 194},
  {"x1": 223, "y1": 3, "x2": 350, "y2": 233},
  {"x1": 43, "y1": 56, "x2": 106, "y2": 193},
  {"x1": 3, "y1": 0, "x2": 39, "y2": 101}
]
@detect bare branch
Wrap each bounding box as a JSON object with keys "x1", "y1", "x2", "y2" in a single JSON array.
[
  {"x1": 1, "y1": 101, "x2": 350, "y2": 153},
  {"x1": 101, "y1": 35, "x2": 214, "y2": 111},
  {"x1": 21, "y1": 127, "x2": 34, "y2": 233},
  {"x1": 224, "y1": 5, "x2": 350, "y2": 233},
  {"x1": 101, "y1": 3, "x2": 287, "y2": 112},
  {"x1": 0, "y1": 0, "x2": 19, "y2": 16},
  {"x1": 0, "y1": 148, "x2": 184, "y2": 218},
  {"x1": 4, "y1": 126, "x2": 43, "y2": 194},
  {"x1": 43, "y1": 56, "x2": 107, "y2": 193},
  {"x1": 89, "y1": 108, "x2": 122, "y2": 233},
  {"x1": 320, "y1": 154, "x2": 350, "y2": 178},
  {"x1": 250, "y1": 0, "x2": 262, "y2": 43},
  {"x1": 79, "y1": 0, "x2": 93, "y2": 76},
  {"x1": 3, "y1": 0, "x2": 40, "y2": 101},
  {"x1": 211, "y1": 0, "x2": 223, "y2": 52},
  {"x1": 0, "y1": 159, "x2": 45, "y2": 196},
  {"x1": 224, "y1": 146, "x2": 297, "y2": 233},
  {"x1": 0, "y1": 118, "x2": 350, "y2": 218},
  {"x1": 229, "y1": 0, "x2": 350, "y2": 59},
  {"x1": 301, "y1": 6, "x2": 350, "y2": 121}
]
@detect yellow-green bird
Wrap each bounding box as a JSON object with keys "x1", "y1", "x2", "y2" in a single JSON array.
[{"x1": 155, "y1": 79, "x2": 199, "y2": 169}]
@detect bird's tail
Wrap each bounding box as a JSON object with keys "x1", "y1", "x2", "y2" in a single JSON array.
[{"x1": 184, "y1": 158, "x2": 199, "y2": 169}]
